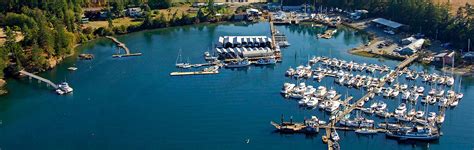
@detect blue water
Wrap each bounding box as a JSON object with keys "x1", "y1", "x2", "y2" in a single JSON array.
[{"x1": 0, "y1": 22, "x2": 473, "y2": 149}]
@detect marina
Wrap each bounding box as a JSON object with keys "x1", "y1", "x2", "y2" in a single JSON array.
[{"x1": 2, "y1": 22, "x2": 473, "y2": 150}]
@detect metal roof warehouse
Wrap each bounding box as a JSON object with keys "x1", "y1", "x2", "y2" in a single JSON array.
[{"x1": 371, "y1": 18, "x2": 404, "y2": 29}]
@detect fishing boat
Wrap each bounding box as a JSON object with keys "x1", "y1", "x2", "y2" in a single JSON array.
[
  {"x1": 355, "y1": 128, "x2": 378, "y2": 134},
  {"x1": 386, "y1": 126, "x2": 440, "y2": 141},
  {"x1": 225, "y1": 58, "x2": 251, "y2": 68}
]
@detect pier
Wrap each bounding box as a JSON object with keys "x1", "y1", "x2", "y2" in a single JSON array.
[
  {"x1": 170, "y1": 71, "x2": 219, "y2": 76},
  {"x1": 322, "y1": 53, "x2": 419, "y2": 150},
  {"x1": 106, "y1": 36, "x2": 142, "y2": 58},
  {"x1": 19, "y1": 70, "x2": 58, "y2": 89}
]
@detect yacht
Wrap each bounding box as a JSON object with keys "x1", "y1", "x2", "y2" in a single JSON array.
[
  {"x1": 407, "y1": 109, "x2": 416, "y2": 117},
  {"x1": 315, "y1": 86, "x2": 328, "y2": 97},
  {"x1": 307, "y1": 98, "x2": 319, "y2": 107},
  {"x1": 383, "y1": 88, "x2": 393, "y2": 97},
  {"x1": 450, "y1": 99, "x2": 459, "y2": 107},
  {"x1": 340, "y1": 119, "x2": 359, "y2": 127},
  {"x1": 409, "y1": 92, "x2": 419, "y2": 102},
  {"x1": 421, "y1": 95, "x2": 432, "y2": 103},
  {"x1": 446, "y1": 77, "x2": 454, "y2": 86},
  {"x1": 400, "y1": 84, "x2": 408, "y2": 90},
  {"x1": 391, "y1": 89, "x2": 400, "y2": 97},
  {"x1": 428, "y1": 88, "x2": 436, "y2": 95},
  {"x1": 280, "y1": 83, "x2": 295, "y2": 94},
  {"x1": 394, "y1": 103, "x2": 407, "y2": 115},
  {"x1": 436, "y1": 113, "x2": 445, "y2": 124},
  {"x1": 436, "y1": 89, "x2": 445, "y2": 97},
  {"x1": 376, "y1": 102, "x2": 387, "y2": 111},
  {"x1": 386, "y1": 126, "x2": 440, "y2": 141},
  {"x1": 298, "y1": 96, "x2": 310, "y2": 106},
  {"x1": 356, "y1": 101, "x2": 365, "y2": 107},
  {"x1": 325, "y1": 101, "x2": 341, "y2": 113},
  {"x1": 326, "y1": 89, "x2": 337, "y2": 99},
  {"x1": 57, "y1": 82, "x2": 73, "y2": 94},
  {"x1": 303, "y1": 86, "x2": 316, "y2": 96}
]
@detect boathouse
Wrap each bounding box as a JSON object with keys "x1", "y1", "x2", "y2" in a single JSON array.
[
  {"x1": 215, "y1": 36, "x2": 277, "y2": 59},
  {"x1": 396, "y1": 39, "x2": 425, "y2": 55},
  {"x1": 371, "y1": 18, "x2": 405, "y2": 32}
]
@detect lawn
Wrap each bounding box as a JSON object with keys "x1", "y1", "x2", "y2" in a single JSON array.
[{"x1": 82, "y1": 17, "x2": 143, "y2": 29}]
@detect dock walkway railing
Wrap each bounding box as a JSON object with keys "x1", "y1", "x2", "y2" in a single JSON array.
[{"x1": 19, "y1": 70, "x2": 58, "y2": 89}]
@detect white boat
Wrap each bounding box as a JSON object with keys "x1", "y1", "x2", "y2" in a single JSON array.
[
  {"x1": 438, "y1": 97, "x2": 448, "y2": 107},
  {"x1": 225, "y1": 58, "x2": 251, "y2": 68},
  {"x1": 376, "y1": 102, "x2": 387, "y2": 111},
  {"x1": 303, "y1": 86, "x2": 316, "y2": 96},
  {"x1": 356, "y1": 101, "x2": 365, "y2": 107},
  {"x1": 340, "y1": 119, "x2": 359, "y2": 127},
  {"x1": 436, "y1": 89, "x2": 445, "y2": 97},
  {"x1": 280, "y1": 83, "x2": 295, "y2": 94},
  {"x1": 415, "y1": 111, "x2": 425, "y2": 118},
  {"x1": 298, "y1": 96, "x2": 310, "y2": 106},
  {"x1": 315, "y1": 86, "x2": 327, "y2": 97},
  {"x1": 416, "y1": 86, "x2": 425, "y2": 93},
  {"x1": 58, "y1": 82, "x2": 73, "y2": 94},
  {"x1": 391, "y1": 89, "x2": 400, "y2": 97},
  {"x1": 428, "y1": 89, "x2": 436, "y2": 95},
  {"x1": 427, "y1": 112, "x2": 436, "y2": 122},
  {"x1": 355, "y1": 128, "x2": 378, "y2": 134},
  {"x1": 67, "y1": 67, "x2": 78, "y2": 71},
  {"x1": 383, "y1": 88, "x2": 393, "y2": 97},
  {"x1": 331, "y1": 130, "x2": 340, "y2": 141},
  {"x1": 456, "y1": 93, "x2": 464, "y2": 100},
  {"x1": 446, "y1": 77, "x2": 454, "y2": 86},
  {"x1": 394, "y1": 103, "x2": 407, "y2": 115},
  {"x1": 407, "y1": 109, "x2": 416, "y2": 116},
  {"x1": 436, "y1": 113, "x2": 445, "y2": 123},
  {"x1": 286, "y1": 67, "x2": 296, "y2": 76},
  {"x1": 409, "y1": 92, "x2": 419, "y2": 102},
  {"x1": 326, "y1": 89, "x2": 337, "y2": 99},
  {"x1": 325, "y1": 101, "x2": 341, "y2": 112},
  {"x1": 56, "y1": 89, "x2": 65, "y2": 95},
  {"x1": 307, "y1": 98, "x2": 319, "y2": 107},
  {"x1": 400, "y1": 84, "x2": 408, "y2": 90},
  {"x1": 401, "y1": 91, "x2": 410, "y2": 100}
]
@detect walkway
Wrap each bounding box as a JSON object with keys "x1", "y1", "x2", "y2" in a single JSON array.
[
  {"x1": 19, "y1": 70, "x2": 58, "y2": 89},
  {"x1": 106, "y1": 36, "x2": 142, "y2": 58}
]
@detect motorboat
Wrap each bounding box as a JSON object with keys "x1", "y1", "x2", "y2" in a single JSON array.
[
  {"x1": 394, "y1": 103, "x2": 407, "y2": 115},
  {"x1": 421, "y1": 95, "x2": 432, "y2": 103},
  {"x1": 325, "y1": 101, "x2": 341, "y2": 113},
  {"x1": 391, "y1": 89, "x2": 400, "y2": 97},
  {"x1": 415, "y1": 111, "x2": 425, "y2": 118},
  {"x1": 450, "y1": 99, "x2": 459, "y2": 107},
  {"x1": 203, "y1": 51, "x2": 218, "y2": 61},
  {"x1": 307, "y1": 98, "x2": 319, "y2": 107},
  {"x1": 427, "y1": 112, "x2": 436, "y2": 122},
  {"x1": 303, "y1": 86, "x2": 316, "y2": 96},
  {"x1": 400, "y1": 84, "x2": 408, "y2": 90},
  {"x1": 280, "y1": 83, "x2": 295, "y2": 94},
  {"x1": 298, "y1": 96, "x2": 310, "y2": 106},
  {"x1": 326, "y1": 89, "x2": 337, "y2": 99},
  {"x1": 58, "y1": 82, "x2": 73, "y2": 94},
  {"x1": 356, "y1": 101, "x2": 365, "y2": 107},
  {"x1": 358, "y1": 118, "x2": 375, "y2": 128},
  {"x1": 340, "y1": 119, "x2": 359, "y2": 127},
  {"x1": 331, "y1": 130, "x2": 340, "y2": 141},
  {"x1": 315, "y1": 86, "x2": 328, "y2": 97},
  {"x1": 428, "y1": 88, "x2": 436, "y2": 95},
  {"x1": 383, "y1": 88, "x2": 393, "y2": 97},
  {"x1": 409, "y1": 92, "x2": 419, "y2": 102},
  {"x1": 407, "y1": 109, "x2": 416, "y2": 116},
  {"x1": 446, "y1": 77, "x2": 454, "y2": 86},
  {"x1": 436, "y1": 113, "x2": 445, "y2": 124},
  {"x1": 416, "y1": 86, "x2": 425, "y2": 93},
  {"x1": 401, "y1": 91, "x2": 410, "y2": 100},
  {"x1": 286, "y1": 67, "x2": 296, "y2": 76},
  {"x1": 438, "y1": 97, "x2": 448, "y2": 107},
  {"x1": 436, "y1": 89, "x2": 445, "y2": 97},
  {"x1": 376, "y1": 102, "x2": 387, "y2": 111}
]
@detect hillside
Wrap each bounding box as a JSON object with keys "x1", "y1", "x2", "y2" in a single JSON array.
[{"x1": 436, "y1": 0, "x2": 471, "y2": 10}]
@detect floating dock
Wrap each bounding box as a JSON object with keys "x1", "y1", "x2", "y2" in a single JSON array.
[{"x1": 170, "y1": 71, "x2": 219, "y2": 76}]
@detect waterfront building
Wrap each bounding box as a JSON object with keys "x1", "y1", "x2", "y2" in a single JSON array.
[
  {"x1": 396, "y1": 39, "x2": 425, "y2": 55},
  {"x1": 371, "y1": 18, "x2": 405, "y2": 33},
  {"x1": 433, "y1": 51, "x2": 455, "y2": 65}
]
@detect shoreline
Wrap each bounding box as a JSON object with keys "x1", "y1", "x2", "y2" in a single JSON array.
[{"x1": 341, "y1": 22, "x2": 473, "y2": 76}]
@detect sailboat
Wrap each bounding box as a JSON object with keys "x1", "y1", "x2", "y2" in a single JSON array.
[{"x1": 176, "y1": 49, "x2": 190, "y2": 68}]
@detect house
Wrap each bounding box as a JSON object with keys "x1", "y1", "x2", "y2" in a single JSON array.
[
  {"x1": 127, "y1": 7, "x2": 142, "y2": 17},
  {"x1": 396, "y1": 39, "x2": 425, "y2": 55},
  {"x1": 246, "y1": 8, "x2": 261, "y2": 16},
  {"x1": 350, "y1": 10, "x2": 368, "y2": 20},
  {"x1": 433, "y1": 51, "x2": 455, "y2": 65}
]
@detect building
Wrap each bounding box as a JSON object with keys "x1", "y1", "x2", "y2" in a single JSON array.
[
  {"x1": 434, "y1": 51, "x2": 455, "y2": 65},
  {"x1": 215, "y1": 36, "x2": 276, "y2": 59},
  {"x1": 396, "y1": 39, "x2": 425, "y2": 55},
  {"x1": 371, "y1": 18, "x2": 405, "y2": 33}
]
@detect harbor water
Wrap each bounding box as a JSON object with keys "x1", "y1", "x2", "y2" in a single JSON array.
[{"x1": 0, "y1": 22, "x2": 473, "y2": 149}]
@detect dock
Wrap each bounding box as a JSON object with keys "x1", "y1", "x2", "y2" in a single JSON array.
[
  {"x1": 170, "y1": 71, "x2": 219, "y2": 76},
  {"x1": 321, "y1": 53, "x2": 419, "y2": 149},
  {"x1": 106, "y1": 36, "x2": 142, "y2": 58},
  {"x1": 19, "y1": 70, "x2": 58, "y2": 89}
]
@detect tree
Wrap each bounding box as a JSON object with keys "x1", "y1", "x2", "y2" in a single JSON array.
[
  {"x1": 30, "y1": 42, "x2": 46, "y2": 69},
  {"x1": 207, "y1": 0, "x2": 216, "y2": 16}
]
